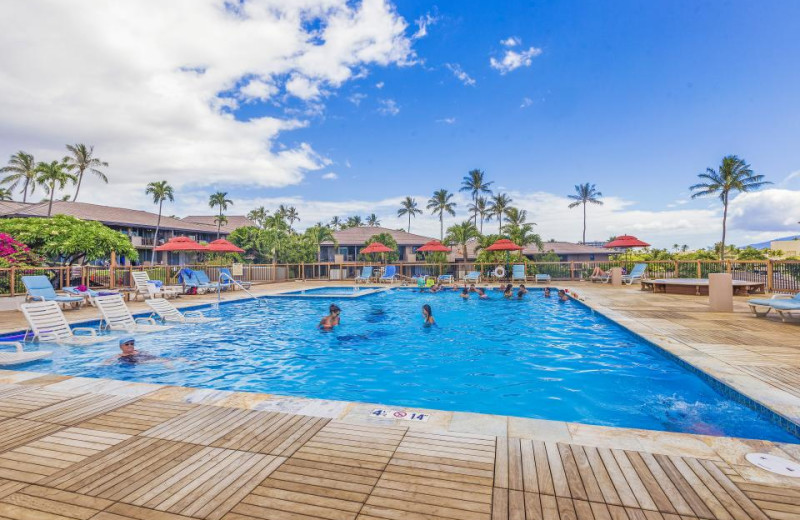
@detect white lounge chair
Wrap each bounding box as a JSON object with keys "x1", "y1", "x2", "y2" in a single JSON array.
[
  {"x1": 145, "y1": 298, "x2": 219, "y2": 324},
  {"x1": 20, "y1": 301, "x2": 110, "y2": 346},
  {"x1": 131, "y1": 271, "x2": 179, "y2": 300},
  {"x1": 94, "y1": 294, "x2": 172, "y2": 333},
  {"x1": 0, "y1": 342, "x2": 53, "y2": 366}
]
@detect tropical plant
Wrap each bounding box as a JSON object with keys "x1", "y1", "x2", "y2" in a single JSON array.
[
  {"x1": 427, "y1": 189, "x2": 457, "y2": 240},
  {"x1": 208, "y1": 191, "x2": 233, "y2": 238},
  {"x1": 0, "y1": 232, "x2": 42, "y2": 266},
  {"x1": 362, "y1": 233, "x2": 399, "y2": 262},
  {"x1": 690, "y1": 155, "x2": 770, "y2": 260},
  {"x1": 474, "y1": 233, "x2": 506, "y2": 263},
  {"x1": 36, "y1": 161, "x2": 76, "y2": 216},
  {"x1": 397, "y1": 196, "x2": 422, "y2": 232},
  {"x1": 469, "y1": 196, "x2": 491, "y2": 233},
  {"x1": 345, "y1": 215, "x2": 363, "y2": 228},
  {"x1": 1, "y1": 151, "x2": 38, "y2": 202},
  {"x1": 277, "y1": 205, "x2": 300, "y2": 231},
  {"x1": 488, "y1": 193, "x2": 512, "y2": 234},
  {"x1": 567, "y1": 183, "x2": 603, "y2": 244},
  {"x1": 0, "y1": 188, "x2": 12, "y2": 201},
  {"x1": 460, "y1": 169, "x2": 492, "y2": 226},
  {"x1": 366, "y1": 213, "x2": 381, "y2": 226},
  {"x1": 63, "y1": 144, "x2": 108, "y2": 202},
  {"x1": 445, "y1": 221, "x2": 479, "y2": 261},
  {"x1": 214, "y1": 214, "x2": 229, "y2": 231},
  {"x1": 246, "y1": 206, "x2": 269, "y2": 228},
  {"x1": 145, "y1": 180, "x2": 174, "y2": 260},
  {"x1": 305, "y1": 224, "x2": 337, "y2": 261},
  {"x1": 502, "y1": 208, "x2": 542, "y2": 252},
  {"x1": 681, "y1": 244, "x2": 689, "y2": 252},
  {"x1": 736, "y1": 246, "x2": 767, "y2": 260},
  {"x1": 329, "y1": 216, "x2": 342, "y2": 230}
]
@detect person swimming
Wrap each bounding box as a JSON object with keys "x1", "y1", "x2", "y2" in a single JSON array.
[
  {"x1": 558, "y1": 289, "x2": 569, "y2": 302},
  {"x1": 319, "y1": 304, "x2": 341, "y2": 330},
  {"x1": 517, "y1": 284, "x2": 528, "y2": 298},
  {"x1": 460, "y1": 287, "x2": 469, "y2": 299},
  {"x1": 543, "y1": 287, "x2": 551, "y2": 298},
  {"x1": 477, "y1": 288, "x2": 488, "y2": 299},
  {"x1": 468, "y1": 283, "x2": 477, "y2": 293},
  {"x1": 422, "y1": 304, "x2": 435, "y2": 325},
  {"x1": 503, "y1": 284, "x2": 513, "y2": 298},
  {"x1": 103, "y1": 337, "x2": 161, "y2": 365}
]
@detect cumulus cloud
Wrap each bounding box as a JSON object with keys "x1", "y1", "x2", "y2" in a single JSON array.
[
  {"x1": 377, "y1": 98, "x2": 400, "y2": 116},
  {"x1": 322, "y1": 172, "x2": 338, "y2": 180},
  {"x1": 0, "y1": 0, "x2": 418, "y2": 199},
  {"x1": 445, "y1": 63, "x2": 476, "y2": 86},
  {"x1": 348, "y1": 93, "x2": 367, "y2": 106},
  {"x1": 413, "y1": 12, "x2": 438, "y2": 39},
  {"x1": 727, "y1": 189, "x2": 800, "y2": 232},
  {"x1": 490, "y1": 39, "x2": 543, "y2": 74}
]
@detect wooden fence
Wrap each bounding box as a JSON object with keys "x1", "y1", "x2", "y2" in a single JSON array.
[{"x1": 1, "y1": 260, "x2": 799, "y2": 296}]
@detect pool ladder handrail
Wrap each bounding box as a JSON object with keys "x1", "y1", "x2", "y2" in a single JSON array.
[{"x1": 217, "y1": 273, "x2": 265, "y2": 305}]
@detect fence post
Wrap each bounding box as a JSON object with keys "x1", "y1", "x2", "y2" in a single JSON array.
[
  {"x1": 726, "y1": 260, "x2": 732, "y2": 274},
  {"x1": 696, "y1": 260, "x2": 701, "y2": 278},
  {"x1": 569, "y1": 262, "x2": 575, "y2": 281},
  {"x1": 10, "y1": 266, "x2": 15, "y2": 296},
  {"x1": 767, "y1": 260, "x2": 774, "y2": 293},
  {"x1": 674, "y1": 261, "x2": 679, "y2": 278},
  {"x1": 110, "y1": 251, "x2": 117, "y2": 289}
]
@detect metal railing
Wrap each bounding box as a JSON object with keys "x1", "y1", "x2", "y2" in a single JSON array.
[{"x1": 2, "y1": 260, "x2": 798, "y2": 296}]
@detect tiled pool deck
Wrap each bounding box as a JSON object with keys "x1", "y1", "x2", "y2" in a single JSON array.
[{"x1": 0, "y1": 281, "x2": 798, "y2": 519}]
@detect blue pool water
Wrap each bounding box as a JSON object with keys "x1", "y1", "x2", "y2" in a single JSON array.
[
  {"x1": 11, "y1": 288, "x2": 797, "y2": 441},
  {"x1": 276, "y1": 286, "x2": 379, "y2": 296}
]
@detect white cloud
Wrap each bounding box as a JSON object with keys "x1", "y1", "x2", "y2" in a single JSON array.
[
  {"x1": 445, "y1": 63, "x2": 476, "y2": 86},
  {"x1": 0, "y1": 0, "x2": 418, "y2": 197},
  {"x1": 375, "y1": 81, "x2": 385, "y2": 89},
  {"x1": 412, "y1": 12, "x2": 438, "y2": 39},
  {"x1": 322, "y1": 172, "x2": 338, "y2": 180},
  {"x1": 727, "y1": 189, "x2": 800, "y2": 232},
  {"x1": 490, "y1": 41, "x2": 543, "y2": 74},
  {"x1": 520, "y1": 97, "x2": 533, "y2": 108},
  {"x1": 436, "y1": 117, "x2": 456, "y2": 124},
  {"x1": 347, "y1": 92, "x2": 367, "y2": 106},
  {"x1": 377, "y1": 98, "x2": 400, "y2": 116}
]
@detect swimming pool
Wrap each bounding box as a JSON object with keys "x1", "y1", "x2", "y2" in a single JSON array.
[{"x1": 10, "y1": 288, "x2": 797, "y2": 441}]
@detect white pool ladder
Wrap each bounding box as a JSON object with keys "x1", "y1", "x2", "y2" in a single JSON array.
[{"x1": 217, "y1": 273, "x2": 265, "y2": 305}]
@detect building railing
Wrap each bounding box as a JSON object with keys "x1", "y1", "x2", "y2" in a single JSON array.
[{"x1": 1, "y1": 260, "x2": 799, "y2": 296}]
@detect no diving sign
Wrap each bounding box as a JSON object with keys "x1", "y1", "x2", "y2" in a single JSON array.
[{"x1": 371, "y1": 409, "x2": 430, "y2": 422}]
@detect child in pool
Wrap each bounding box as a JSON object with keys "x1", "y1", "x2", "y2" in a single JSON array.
[
  {"x1": 477, "y1": 288, "x2": 488, "y2": 299},
  {"x1": 558, "y1": 289, "x2": 569, "y2": 302},
  {"x1": 543, "y1": 287, "x2": 551, "y2": 298},
  {"x1": 422, "y1": 304, "x2": 435, "y2": 325},
  {"x1": 319, "y1": 304, "x2": 341, "y2": 330},
  {"x1": 503, "y1": 284, "x2": 513, "y2": 298}
]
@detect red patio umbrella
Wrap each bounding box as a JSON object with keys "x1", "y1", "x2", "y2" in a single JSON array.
[
  {"x1": 361, "y1": 242, "x2": 393, "y2": 254},
  {"x1": 206, "y1": 238, "x2": 245, "y2": 253},
  {"x1": 417, "y1": 240, "x2": 451, "y2": 253},
  {"x1": 604, "y1": 235, "x2": 650, "y2": 270},
  {"x1": 485, "y1": 238, "x2": 523, "y2": 251},
  {"x1": 154, "y1": 236, "x2": 208, "y2": 252}
]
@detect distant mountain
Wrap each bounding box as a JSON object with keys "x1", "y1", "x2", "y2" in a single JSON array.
[{"x1": 749, "y1": 235, "x2": 800, "y2": 249}]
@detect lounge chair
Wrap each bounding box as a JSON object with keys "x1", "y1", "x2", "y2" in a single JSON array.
[
  {"x1": 94, "y1": 294, "x2": 172, "y2": 333},
  {"x1": 131, "y1": 271, "x2": 179, "y2": 300},
  {"x1": 22, "y1": 275, "x2": 84, "y2": 309},
  {"x1": 590, "y1": 269, "x2": 612, "y2": 283},
  {"x1": 622, "y1": 263, "x2": 648, "y2": 285},
  {"x1": 192, "y1": 270, "x2": 220, "y2": 292},
  {"x1": 464, "y1": 271, "x2": 481, "y2": 283},
  {"x1": 535, "y1": 273, "x2": 551, "y2": 284},
  {"x1": 748, "y1": 293, "x2": 800, "y2": 321},
  {"x1": 511, "y1": 264, "x2": 527, "y2": 282},
  {"x1": 0, "y1": 341, "x2": 53, "y2": 366},
  {"x1": 438, "y1": 274, "x2": 454, "y2": 284},
  {"x1": 219, "y1": 268, "x2": 251, "y2": 290},
  {"x1": 63, "y1": 286, "x2": 118, "y2": 306},
  {"x1": 379, "y1": 265, "x2": 397, "y2": 283},
  {"x1": 145, "y1": 299, "x2": 220, "y2": 324},
  {"x1": 20, "y1": 301, "x2": 109, "y2": 346},
  {"x1": 355, "y1": 266, "x2": 374, "y2": 284}
]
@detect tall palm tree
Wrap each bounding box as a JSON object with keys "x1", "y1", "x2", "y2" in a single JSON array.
[
  {"x1": 214, "y1": 214, "x2": 229, "y2": 232},
  {"x1": 488, "y1": 193, "x2": 512, "y2": 234},
  {"x1": 0, "y1": 188, "x2": 12, "y2": 201},
  {"x1": 397, "y1": 196, "x2": 422, "y2": 232},
  {"x1": 345, "y1": 215, "x2": 363, "y2": 228},
  {"x1": 468, "y1": 196, "x2": 490, "y2": 233},
  {"x1": 690, "y1": 155, "x2": 770, "y2": 260},
  {"x1": 445, "y1": 221, "x2": 479, "y2": 261},
  {"x1": 681, "y1": 244, "x2": 689, "y2": 253},
  {"x1": 277, "y1": 205, "x2": 300, "y2": 231},
  {"x1": 460, "y1": 169, "x2": 493, "y2": 226},
  {"x1": 1, "y1": 151, "x2": 37, "y2": 202},
  {"x1": 63, "y1": 144, "x2": 108, "y2": 202},
  {"x1": 366, "y1": 213, "x2": 381, "y2": 227},
  {"x1": 208, "y1": 191, "x2": 233, "y2": 238},
  {"x1": 329, "y1": 216, "x2": 342, "y2": 230},
  {"x1": 567, "y1": 183, "x2": 603, "y2": 244},
  {"x1": 36, "y1": 161, "x2": 76, "y2": 216},
  {"x1": 247, "y1": 206, "x2": 269, "y2": 228},
  {"x1": 145, "y1": 180, "x2": 174, "y2": 261},
  {"x1": 503, "y1": 207, "x2": 527, "y2": 228},
  {"x1": 427, "y1": 189, "x2": 457, "y2": 240}
]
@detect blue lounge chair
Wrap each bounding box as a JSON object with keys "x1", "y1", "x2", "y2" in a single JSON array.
[
  {"x1": 22, "y1": 276, "x2": 84, "y2": 308},
  {"x1": 464, "y1": 271, "x2": 481, "y2": 283},
  {"x1": 355, "y1": 266, "x2": 374, "y2": 283},
  {"x1": 379, "y1": 265, "x2": 397, "y2": 283},
  {"x1": 219, "y1": 268, "x2": 251, "y2": 290},
  {"x1": 535, "y1": 273, "x2": 551, "y2": 284},
  {"x1": 192, "y1": 270, "x2": 220, "y2": 292},
  {"x1": 748, "y1": 293, "x2": 800, "y2": 321},
  {"x1": 622, "y1": 263, "x2": 647, "y2": 285},
  {"x1": 511, "y1": 264, "x2": 527, "y2": 282},
  {"x1": 438, "y1": 274, "x2": 453, "y2": 284}
]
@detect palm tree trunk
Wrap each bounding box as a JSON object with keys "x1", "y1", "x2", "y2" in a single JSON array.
[
  {"x1": 721, "y1": 196, "x2": 728, "y2": 261},
  {"x1": 47, "y1": 183, "x2": 54, "y2": 216},
  {"x1": 22, "y1": 179, "x2": 29, "y2": 203},
  {"x1": 217, "y1": 209, "x2": 222, "y2": 239},
  {"x1": 154, "y1": 200, "x2": 163, "y2": 264},
  {"x1": 440, "y1": 213, "x2": 443, "y2": 240},
  {"x1": 73, "y1": 169, "x2": 84, "y2": 202},
  {"x1": 582, "y1": 202, "x2": 587, "y2": 244},
  {"x1": 498, "y1": 213, "x2": 502, "y2": 234},
  {"x1": 408, "y1": 214, "x2": 411, "y2": 233}
]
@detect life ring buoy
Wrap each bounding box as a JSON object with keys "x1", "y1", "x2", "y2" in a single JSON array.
[{"x1": 494, "y1": 266, "x2": 506, "y2": 278}]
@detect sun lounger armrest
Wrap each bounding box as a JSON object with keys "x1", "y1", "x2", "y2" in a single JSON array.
[
  {"x1": 135, "y1": 317, "x2": 157, "y2": 325},
  {"x1": 184, "y1": 310, "x2": 205, "y2": 318},
  {"x1": 72, "y1": 327, "x2": 98, "y2": 336},
  {"x1": 770, "y1": 294, "x2": 792, "y2": 299},
  {"x1": 0, "y1": 342, "x2": 24, "y2": 353}
]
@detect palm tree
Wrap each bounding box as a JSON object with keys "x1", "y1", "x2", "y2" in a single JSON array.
[
  {"x1": 460, "y1": 169, "x2": 493, "y2": 226},
  {"x1": 208, "y1": 191, "x2": 233, "y2": 238},
  {"x1": 567, "y1": 183, "x2": 603, "y2": 244},
  {"x1": 397, "y1": 196, "x2": 422, "y2": 232},
  {"x1": 366, "y1": 213, "x2": 381, "y2": 226},
  {"x1": 0, "y1": 188, "x2": 12, "y2": 201},
  {"x1": 247, "y1": 206, "x2": 269, "y2": 228},
  {"x1": 503, "y1": 207, "x2": 527, "y2": 228},
  {"x1": 305, "y1": 224, "x2": 336, "y2": 261},
  {"x1": 63, "y1": 144, "x2": 108, "y2": 202},
  {"x1": 488, "y1": 193, "x2": 512, "y2": 234},
  {"x1": 214, "y1": 214, "x2": 229, "y2": 232},
  {"x1": 329, "y1": 216, "x2": 342, "y2": 230},
  {"x1": 346, "y1": 215, "x2": 363, "y2": 228},
  {"x1": 277, "y1": 205, "x2": 300, "y2": 231},
  {"x1": 145, "y1": 181, "x2": 174, "y2": 261},
  {"x1": 427, "y1": 189, "x2": 457, "y2": 240},
  {"x1": 690, "y1": 155, "x2": 770, "y2": 260},
  {"x1": 445, "y1": 221, "x2": 479, "y2": 261},
  {"x1": 36, "y1": 161, "x2": 76, "y2": 216},
  {"x1": 681, "y1": 244, "x2": 689, "y2": 253},
  {"x1": 1, "y1": 151, "x2": 37, "y2": 202},
  {"x1": 469, "y1": 196, "x2": 490, "y2": 233},
  {"x1": 501, "y1": 207, "x2": 542, "y2": 252}
]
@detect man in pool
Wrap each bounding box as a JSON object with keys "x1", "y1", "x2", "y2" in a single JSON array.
[
  {"x1": 517, "y1": 284, "x2": 528, "y2": 298},
  {"x1": 558, "y1": 289, "x2": 569, "y2": 302},
  {"x1": 319, "y1": 304, "x2": 341, "y2": 330},
  {"x1": 104, "y1": 337, "x2": 164, "y2": 365},
  {"x1": 460, "y1": 287, "x2": 470, "y2": 299}
]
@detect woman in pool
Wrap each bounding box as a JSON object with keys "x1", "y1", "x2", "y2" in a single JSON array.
[
  {"x1": 422, "y1": 304, "x2": 435, "y2": 325},
  {"x1": 476, "y1": 288, "x2": 488, "y2": 299},
  {"x1": 503, "y1": 284, "x2": 513, "y2": 298},
  {"x1": 558, "y1": 289, "x2": 569, "y2": 302},
  {"x1": 319, "y1": 304, "x2": 341, "y2": 330},
  {"x1": 543, "y1": 287, "x2": 551, "y2": 298},
  {"x1": 517, "y1": 284, "x2": 528, "y2": 298},
  {"x1": 460, "y1": 287, "x2": 470, "y2": 299}
]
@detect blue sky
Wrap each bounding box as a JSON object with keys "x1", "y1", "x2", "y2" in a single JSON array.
[{"x1": 2, "y1": 0, "x2": 799, "y2": 247}]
